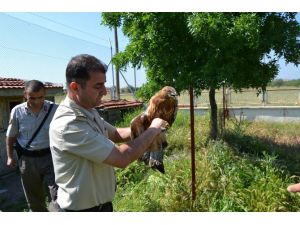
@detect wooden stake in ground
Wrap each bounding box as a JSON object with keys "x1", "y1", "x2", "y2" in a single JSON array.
[{"x1": 189, "y1": 86, "x2": 196, "y2": 201}]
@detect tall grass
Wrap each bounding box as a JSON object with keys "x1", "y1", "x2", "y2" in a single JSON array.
[
  {"x1": 113, "y1": 110, "x2": 300, "y2": 211},
  {"x1": 3, "y1": 109, "x2": 300, "y2": 212}
]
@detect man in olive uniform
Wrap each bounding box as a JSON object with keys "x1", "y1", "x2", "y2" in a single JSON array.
[{"x1": 50, "y1": 54, "x2": 168, "y2": 211}]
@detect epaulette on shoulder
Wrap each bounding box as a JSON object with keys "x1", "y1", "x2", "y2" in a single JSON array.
[{"x1": 73, "y1": 108, "x2": 87, "y2": 119}]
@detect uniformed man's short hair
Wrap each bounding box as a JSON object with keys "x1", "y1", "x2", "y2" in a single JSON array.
[
  {"x1": 66, "y1": 54, "x2": 108, "y2": 88},
  {"x1": 25, "y1": 80, "x2": 45, "y2": 93}
]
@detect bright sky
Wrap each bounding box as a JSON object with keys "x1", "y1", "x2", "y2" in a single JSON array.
[
  {"x1": 0, "y1": 12, "x2": 146, "y2": 88},
  {"x1": 0, "y1": 2, "x2": 299, "y2": 90}
]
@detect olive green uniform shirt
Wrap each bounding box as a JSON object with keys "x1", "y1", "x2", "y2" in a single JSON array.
[{"x1": 49, "y1": 96, "x2": 116, "y2": 210}]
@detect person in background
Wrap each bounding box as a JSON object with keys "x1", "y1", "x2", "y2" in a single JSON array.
[
  {"x1": 49, "y1": 54, "x2": 168, "y2": 212},
  {"x1": 6, "y1": 80, "x2": 60, "y2": 212}
]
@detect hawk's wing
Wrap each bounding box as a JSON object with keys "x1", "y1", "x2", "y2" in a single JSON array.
[
  {"x1": 130, "y1": 111, "x2": 166, "y2": 174},
  {"x1": 130, "y1": 111, "x2": 165, "y2": 151},
  {"x1": 130, "y1": 86, "x2": 178, "y2": 174},
  {"x1": 130, "y1": 112, "x2": 150, "y2": 140}
]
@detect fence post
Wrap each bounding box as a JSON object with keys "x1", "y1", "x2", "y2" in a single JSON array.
[
  {"x1": 265, "y1": 90, "x2": 268, "y2": 105},
  {"x1": 225, "y1": 88, "x2": 231, "y2": 105},
  {"x1": 110, "y1": 87, "x2": 115, "y2": 100},
  {"x1": 259, "y1": 90, "x2": 268, "y2": 106}
]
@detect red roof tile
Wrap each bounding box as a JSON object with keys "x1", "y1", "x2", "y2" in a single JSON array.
[
  {"x1": 0, "y1": 77, "x2": 63, "y2": 89},
  {"x1": 97, "y1": 99, "x2": 144, "y2": 110}
]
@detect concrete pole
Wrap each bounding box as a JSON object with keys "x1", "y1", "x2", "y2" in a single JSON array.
[
  {"x1": 134, "y1": 66, "x2": 136, "y2": 93},
  {"x1": 109, "y1": 39, "x2": 115, "y2": 100},
  {"x1": 114, "y1": 27, "x2": 120, "y2": 100}
]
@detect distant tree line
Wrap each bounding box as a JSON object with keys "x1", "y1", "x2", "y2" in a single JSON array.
[
  {"x1": 108, "y1": 85, "x2": 140, "y2": 94},
  {"x1": 120, "y1": 85, "x2": 140, "y2": 93},
  {"x1": 268, "y1": 78, "x2": 300, "y2": 87}
]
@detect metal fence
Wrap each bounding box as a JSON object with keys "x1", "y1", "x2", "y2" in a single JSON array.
[{"x1": 178, "y1": 88, "x2": 300, "y2": 107}]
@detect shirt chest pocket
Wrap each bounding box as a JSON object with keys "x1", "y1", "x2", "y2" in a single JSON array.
[{"x1": 19, "y1": 119, "x2": 34, "y2": 140}]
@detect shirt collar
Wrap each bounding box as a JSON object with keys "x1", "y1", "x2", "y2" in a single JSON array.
[{"x1": 64, "y1": 96, "x2": 97, "y2": 121}]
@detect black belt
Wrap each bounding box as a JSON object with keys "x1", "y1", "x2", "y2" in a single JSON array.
[
  {"x1": 20, "y1": 147, "x2": 51, "y2": 157},
  {"x1": 64, "y1": 202, "x2": 113, "y2": 212}
]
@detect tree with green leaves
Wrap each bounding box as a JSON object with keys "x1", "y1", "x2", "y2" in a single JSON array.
[{"x1": 102, "y1": 12, "x2": 300, "y2": 140}]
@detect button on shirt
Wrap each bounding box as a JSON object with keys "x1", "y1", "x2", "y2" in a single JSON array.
[
  {"x1": 6, "y1": 100, "x2": 57, "y2": 150},
  {"x1": 49, "y1": 96, "x2": 117, "y2": 210}
]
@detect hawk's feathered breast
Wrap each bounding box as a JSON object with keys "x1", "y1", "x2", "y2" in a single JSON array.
[{"x1": 130, "y1": 86, "x2": 178, "y2": 173}]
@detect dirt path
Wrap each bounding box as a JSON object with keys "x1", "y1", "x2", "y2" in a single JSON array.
[{"x1": 0, "y1": 170, "x2": 26, "y2": 211}]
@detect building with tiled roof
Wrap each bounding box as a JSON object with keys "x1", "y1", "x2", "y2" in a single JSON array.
[
  {"x1": 96, "y1": 99, "x2": 144, "y2": 124},
  {"x1": 0, "y1": 77, "x2": 63, "y2": 120},
  {"x1": 0, "y1": 77, "x2": 25, "y2": 88},
  {"x1": 0, "y1": 77, "x2": 63, "y2": 96},
  {"x1": 0, "y1": 77, "x2": 64, "y2": 176}
]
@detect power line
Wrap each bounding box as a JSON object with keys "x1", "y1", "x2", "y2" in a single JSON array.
[
  {"x1": 28, "y1": 12, "x2": 110, "y2": 43},
  {"x1": 3, "y1": 13, "x2": 111, "y2": 49},
  {"x1": 0, "y1": 42, "x2": 68, "y2": 61}
]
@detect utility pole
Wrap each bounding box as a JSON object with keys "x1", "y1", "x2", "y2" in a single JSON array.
[
  {"x1": 114, "y1": 26, "x2": 120, "y2": 100},
  {"x1": 109, "y1": 39, "x2": 115, "y2": 100},
  {"x1": 134, "y1": 66, "x2": 136, "y2": 93}
]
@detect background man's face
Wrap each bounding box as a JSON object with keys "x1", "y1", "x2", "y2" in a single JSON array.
[{"x1": 24, "y1": 89, "x2": 46, "y2": 110}]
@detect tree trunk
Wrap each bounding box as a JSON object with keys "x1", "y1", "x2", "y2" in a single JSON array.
[{"x1": 209, "y1": 88, "x2": 218, "y2": 140}]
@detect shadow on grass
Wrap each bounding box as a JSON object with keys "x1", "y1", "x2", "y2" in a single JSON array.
[
  {"x1": 223, "y1": 130, "x2": 300, "y2": 179},
  {"x1": 0, "y1": 195, "x2": 28, "y2": 212},
  {"x1": 0, "y1": 170, "x2": 29, "y2": 212}
]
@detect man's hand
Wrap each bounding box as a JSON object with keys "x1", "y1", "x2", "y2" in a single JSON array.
[
  {"x1": 287, "y1": 183, "x2": 300, "y2": 193},
  {"x1": 6, "y1": 136, "x2": 17, "y2": 168},
  {"x1": 7, "y1": 156, "x2": 17, "y2": 168},
  {"x1": 150, "y1": 118, "x2": 169, "y2": 130}
]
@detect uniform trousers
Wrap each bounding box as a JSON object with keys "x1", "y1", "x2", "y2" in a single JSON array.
[{"x1": 18, "y1": 153, "x2": 60, "y2": 212}]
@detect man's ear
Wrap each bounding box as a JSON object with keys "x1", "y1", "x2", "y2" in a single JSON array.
[{"x1": 69, "y1": 82, "x2": 78, "y2": 91}]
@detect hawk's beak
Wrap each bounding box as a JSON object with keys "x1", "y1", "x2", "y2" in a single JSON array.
[{"x1": 170, "y1": 92, "x2": 178, "y2": 97}]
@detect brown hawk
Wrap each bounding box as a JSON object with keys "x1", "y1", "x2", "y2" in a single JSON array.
[{"x1": 130, "y1": 86, "x2": 178, "y2": 173}]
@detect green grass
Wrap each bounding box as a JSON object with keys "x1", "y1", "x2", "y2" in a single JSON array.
[
  {"x1": 112, "y1": 110, "x2": 300, "y2": 211},
  {"x1": 4, "y1": 108, "x2": 298, "y2": 212}
]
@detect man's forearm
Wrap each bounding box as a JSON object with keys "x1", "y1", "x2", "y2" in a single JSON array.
[
  {"x1": 120, "y1": 127, "x2": 160, "y2": 161},
  {"x1": 6, "y1": 136, "x2": 17, "y2": 158},
  {"x1": 113, "y1": 127, "x2": 131, "y2": 143},
  {"x1": 104, "y1": 127, "x2": 161, "y2": 168},
  {"x1": 104, "y1": 118, "x2": 167, "y2": 168}
]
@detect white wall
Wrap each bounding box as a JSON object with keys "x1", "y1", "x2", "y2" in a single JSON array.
[{"x1": 179, "y1": 106, "x2": 300, "y2": 122}]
